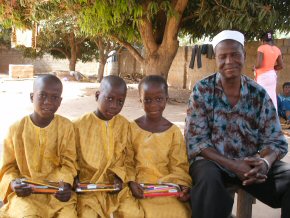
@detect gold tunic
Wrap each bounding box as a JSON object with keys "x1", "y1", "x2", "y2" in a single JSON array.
[
  {"x1": 74, "y1": 112, "x2": 129, "y2": 218},
  {"x1": 117, "y1": 122, "x2": 192, "y2": 218},
  {"x1": 0, "y1": 115, "x2": 77, "y2": 218}
]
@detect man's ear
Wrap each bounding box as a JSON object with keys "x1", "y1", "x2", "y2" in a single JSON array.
[
  {"x1": 30, "y1": 93, "x2": 34, "y2": 103},
  {"x1": 95, "y1": 91, "x2": 100, "y2": 101}
]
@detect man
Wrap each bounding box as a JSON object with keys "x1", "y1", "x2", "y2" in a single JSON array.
[
  {"x1": 278, "y1": 82, "x2": 290, "y2": 123},
  {"x1": 185, "y1": 30, "x2": 290, "y2": 218}
]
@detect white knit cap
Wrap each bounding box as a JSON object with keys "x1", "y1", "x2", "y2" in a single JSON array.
[{"x1": 211, "y1": 30, "x2": 244, "y2": 49}]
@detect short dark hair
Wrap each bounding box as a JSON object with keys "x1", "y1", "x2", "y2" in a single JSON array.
[
  {"x1": 33, "y1": 74, "x2": 63, "y2": 92},
  {"x1": 100, "y1": 75, "x2": 127, "y2": 93},
  {"x1": 138, "y1": 75, "x2": 168, "y2": 96},
  {"x1": 261, "y1": 31, "x2": 274, "y2": 42},
  {"x1": 283, "y1": 82, "x2": 290, "y2": 89}
]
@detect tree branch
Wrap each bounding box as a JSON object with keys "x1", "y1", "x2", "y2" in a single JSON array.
[
  {"x1": 46, "y1": 47, "x2": 69, "y2": 59},
  {"x1": 138, "y1": 17, "x2": 158, "y2": 53},
  {"x1": 162, "y1": 0, "x2": 188, "y2": 47},
  {"x1": 110, "y1": 35, "x2": 144, "y2": 64},
  {"x1": 181, "y1": 13, "x2": 194, "y2": 24},
  {"x1": 75, "y1": 37, "x2": 86, "y2": 45},
  {"x1": 213, "y1": 0, "x2": 237, "y2": 12}
]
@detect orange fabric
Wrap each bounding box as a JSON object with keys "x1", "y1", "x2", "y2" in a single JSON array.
[{"x1": 256, "y1": 44, "x2": 281, "y2": 77}]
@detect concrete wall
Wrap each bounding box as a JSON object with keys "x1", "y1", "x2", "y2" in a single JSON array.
[
  {"x1": 0, "y1": 47, "x2": 99, "y2": 75},
  {"x1": 1, "y1": 39, "x2": 289, "y2": 92},
  {"x1": 168, "y1": 39, "x2": 290, "y2": 93}
]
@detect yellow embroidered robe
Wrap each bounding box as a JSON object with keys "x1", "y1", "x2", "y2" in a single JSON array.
[
  {"x1": 0, "y1": 115, "x2": 77, "y2": 218},
  {"x1": 74, "y1": 113, "x2": 129, "y2": 218},
  {"x1": 117, "y1": 122, "x2": 192, "y2": 218}
]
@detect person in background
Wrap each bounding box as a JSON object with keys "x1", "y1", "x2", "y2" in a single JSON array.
[
  {"x1": 254, "y1": 30, "x2": 284, "y2": 110},
  {"x1": 278, "y1": 82, "x2": 290, "y2": 124}
]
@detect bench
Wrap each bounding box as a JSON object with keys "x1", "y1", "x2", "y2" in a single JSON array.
[{"x1": 228, "y1": 186, "x2": 256, "y2": 218}]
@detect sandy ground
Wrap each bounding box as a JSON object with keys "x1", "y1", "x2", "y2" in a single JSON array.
[{"x1": 0, "y1": 78, "x2": 289, "y2": 218}]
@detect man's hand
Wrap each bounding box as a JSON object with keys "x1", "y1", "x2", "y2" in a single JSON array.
[
  {"x1": 11, "y1": 180, "x2": 32, "y2": 197},
  {"x1": 230, "y1": 159, "x2": 253, "y2": 181},
  {"x1": 242, "y1": 157, "x2": 268, "y2": 186},
  {"x1": 128, "y1": 181, "x2": 144, "y2": 199},
  {"x1": 54, "y1": 182, "x2": 72, "y2": 202},
  {"x1": 178, "y1": 185, "x2": 190, "y2": 202}
]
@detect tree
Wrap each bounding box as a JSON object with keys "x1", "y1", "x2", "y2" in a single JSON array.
[
  {"x1": 16, "y1": 18, "x2": 97, "y2": 71},
  {"x1": 0, "y1": 26, "x2": 11, "y2": 47},
  {"x1": 76, "y1": 0, "x2": 290, "y2": 79},
  {"x1": 0, "y1": 1, "x2": 121, "y2": 80},
  {"x1": 93, "y1": 37, "x2": 121, "y2": 81},
  {"x1": 1, "y1": 1, "x2": 290, "y2": 79}
]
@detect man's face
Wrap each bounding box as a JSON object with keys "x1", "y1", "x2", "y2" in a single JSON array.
[
  {"x1": 283, "y1": 85, "x2": 290, "y2": 97},
  {"x1": 215, "y1": 40, "x2": 245, "y2": 80}
]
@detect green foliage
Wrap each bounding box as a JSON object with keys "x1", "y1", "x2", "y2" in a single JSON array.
[
  {"x1": 18, "y1": 18, "x2": 98, "y2": 63},
  {"x1": 181, "y1": 0, "x2": 290, "y2": 40},
  {"x1": 76, "y1": 0, "x2": 178, "y2": 43},
  {"x1": 0, "y1": 26, "x2": 11, "y2": 47}
]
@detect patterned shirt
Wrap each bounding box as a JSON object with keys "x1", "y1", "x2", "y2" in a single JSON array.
[{"x1": 185, "y1": 72, "x2": 288, "y2": 163}]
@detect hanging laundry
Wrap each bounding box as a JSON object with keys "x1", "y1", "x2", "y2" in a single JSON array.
[
  {"x1": 206, "y1": 44, "x2": 214, "y2": 59},
  {"x1": 200, "y1": 44, "x2": 208, "y2": 55},
  {"x1": 197, "y1": 45, "x2": 202, "y2": 68},
  {"x1": 189, "y1": 45, "x2": 198, "y2": 69}
]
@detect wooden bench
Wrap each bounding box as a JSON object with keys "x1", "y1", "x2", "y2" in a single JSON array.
[{"x1": 228, "y1": 186, "x2": 256, "y2": 218}]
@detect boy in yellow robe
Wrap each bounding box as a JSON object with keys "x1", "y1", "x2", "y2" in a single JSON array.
[
  {"x1": 116, "y1": 75, "x2": 192, "y2": 218},
  {"x1": 0, "y1": 74, "x2": 77, "y2": 218},
  {"x1": 74, "y1": 75, "x2": 130, "y2": 218}
]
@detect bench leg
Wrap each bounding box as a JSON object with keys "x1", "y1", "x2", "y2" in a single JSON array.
[{"x1": 236, "y1": 189, "x2": 254, "y2": 218}]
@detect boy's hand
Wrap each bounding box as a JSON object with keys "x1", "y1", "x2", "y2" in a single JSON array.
[
  {"x1": 109, "y1": 175, "x2": 123, "y2": 194},
  {"x1": 129, "y1": 181, "x2": 144, "y2": 199},
  {"x1": 178, "y1": 185, "x2": 190, "y2": 202},
  {"x1": 73, "y1": 176, "x2": 79, "y2": 190},
  {"x1": 114, "y1": 175, "x2": 123, "y2": 190},
  {"x1": 11, "y1": 180, "x2": 32, "y2": 197},
  {"x1": 54, "y1": 182, "x2": 72, "y2": 202}
]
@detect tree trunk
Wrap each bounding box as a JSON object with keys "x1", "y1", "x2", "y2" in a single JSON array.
[
  {"x1": 69, "y1": 58, "x2": 77, "y2": 71},
  {"x1": 142, "y1": 43, "x2": 179, "y2": 79},
  {"x1": 97, "y1": 59, "x2": 106, "y2": 82},
  {"x1": 111, "y1": 0, "x2": 187, "y2": 80},
  {"x1": 69, "y1": 31, "x2": 77, "y2": 71}
]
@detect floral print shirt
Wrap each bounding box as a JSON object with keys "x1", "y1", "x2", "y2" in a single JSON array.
[{"x1": 185, "y1": 72, "x2": 288, "y2": 164}]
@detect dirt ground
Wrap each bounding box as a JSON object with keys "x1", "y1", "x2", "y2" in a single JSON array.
[
  {"x1": 0, "y1": 78, "x2": 190, "y2": 151},
  {"x1": 0, "y1": 77, "x2": 289, "y2": 218}
]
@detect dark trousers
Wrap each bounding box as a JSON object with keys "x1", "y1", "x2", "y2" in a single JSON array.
[{"x1": 190, "y1": 159, "x2": 290, "y2": 218}]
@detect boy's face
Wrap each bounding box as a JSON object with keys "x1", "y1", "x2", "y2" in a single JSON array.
[
  {"x1": 140, "y1": 83, "x2": 168, "y2": 119},
  {"x1": 30, "y1": 81, "x2": 62, "y2": 120},
  {"x1": 283, "y1": 85, "x2": 290, "y2": 97},
  {"x1": 95, "y1": 86, "x2": 126, "y2": 120}
]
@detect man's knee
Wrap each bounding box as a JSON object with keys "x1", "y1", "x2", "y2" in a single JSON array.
[{"x1": 190, "y1": 159, "x2": 224, "y2": 185}]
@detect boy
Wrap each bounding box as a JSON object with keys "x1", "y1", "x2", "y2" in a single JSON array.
[
  {"x1": 117, "y1": 75, "x2": 191, "y2": 218},
  {"x1": 0, "y1": 74, "x2": 77, "y2": 217},
  {"x1": 74, "y1": 75, "x2": 129, "y2": 217}
]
